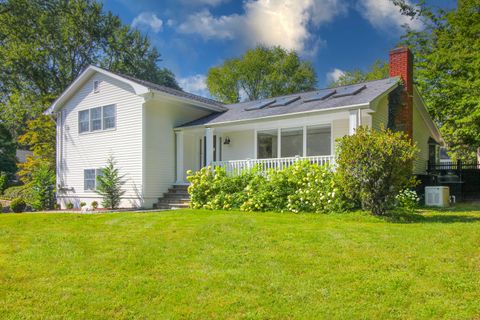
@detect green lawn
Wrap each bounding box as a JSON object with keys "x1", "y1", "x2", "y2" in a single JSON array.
[{"x1": 1, "y1": 209, "x2": 480, "y2": 319}]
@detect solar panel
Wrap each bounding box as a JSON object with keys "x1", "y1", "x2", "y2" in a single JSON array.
[
  {"x1": 332, "y1": 85, "x2": 366, "y2": 98},
  {"x1": 303, "y1": 90, "x2": 336, "y2": 102},
  {"x1": 269, "y1": 96, "x2": 300, "y2": 107},
  {"x1": 244, "y1": 99, "x2": 276, "y2": 111}
]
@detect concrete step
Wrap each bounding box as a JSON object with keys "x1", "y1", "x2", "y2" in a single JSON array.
[
  {"x1": 155, "y1": 203, "x2": 190, "y2": 210},
  {"x1": 157, "y1": 198, "x2": 190, "y2": 204}
]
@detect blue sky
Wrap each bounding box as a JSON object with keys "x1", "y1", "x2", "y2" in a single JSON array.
[{"x1": 101, "y1": 0, "x2": 454, "y2": 97}]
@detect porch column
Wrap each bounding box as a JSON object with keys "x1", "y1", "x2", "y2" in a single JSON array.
[
  {"x1": 205, "y1": 127, "x2": 214, "y2": 166},
  {"x1": 175, "y1": 131, "x2": 184, "y2": 183},
  {"x1": 349, "y1": 109, "x2": 361, "y2": 135}
]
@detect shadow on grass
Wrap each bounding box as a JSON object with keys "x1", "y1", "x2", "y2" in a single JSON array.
[{"x1": 379, "y1": 211, "x2": 480, "y2": 224}]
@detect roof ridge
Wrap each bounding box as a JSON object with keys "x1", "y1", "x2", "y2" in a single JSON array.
[{"x1": 93, "y1": 65, "x2": 224, "y2": 108}]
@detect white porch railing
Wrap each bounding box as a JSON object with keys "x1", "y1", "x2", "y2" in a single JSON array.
[{"x1": 211, "y1": 155, "x2": 335, "y2": 175}]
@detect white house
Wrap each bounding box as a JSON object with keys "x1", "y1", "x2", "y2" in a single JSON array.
[{"x1": 47, "y1": 47, "x2": 443, "y2": 209}]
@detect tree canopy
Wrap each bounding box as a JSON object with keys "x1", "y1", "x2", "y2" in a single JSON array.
[
  {"x1": 206, "y1": 46, "x2": 317, "y2": 104},
  {"x1": 328, "y1": 60, "x2": 389, "y2": 88},
  {"x1": 0, "y1": 0, "x2": 180, "y2": 138},
  {"x1": 0, "y1": 122, "x2": 17, "y2": 178},
  {"x1": 399, "y1": 0, "x2": 480, "y2": 161}
]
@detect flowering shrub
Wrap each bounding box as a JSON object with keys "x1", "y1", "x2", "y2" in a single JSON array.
[
  {"x1": 187, "y1": 161, "x2": 346, "y2": 213},
  {"x1": 395, "y1": 189, "x2": 420, "y2": 212}
]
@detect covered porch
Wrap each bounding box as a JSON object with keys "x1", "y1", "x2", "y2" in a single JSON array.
[{"x1": 174, "y1": 107, "x2": 371, "y2": 182}]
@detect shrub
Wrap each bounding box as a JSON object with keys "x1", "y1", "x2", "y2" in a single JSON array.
[
  {"x1": 80, "y1": 202, "x2": 86, "y2": 207},
  {"x1": 10, "y1": 198, "x2": 26, "y2": 213},
  {"x1": 3, "y1": 185, "x2": 34, "y2": 203},
  {"x1": 95, "y1": 156, "x2": 126, "y2": 209},
  {"x1": 395, "y1": 189, "x2": 420, "y2": 212},
  {"x1": 91, "y1": 201, "x2": 99, "y2": 209},
  {"x1": 0, "y1": 172, "x2": 8, "y2": 194},
  {"x1": 0, "y1": 202, "x2": 3, "y2": 213},
  {"x1": 187, "y1": 161, "x2": 346, "y2": 213},
  {"x1": 30, "y1": 162, "x2": 56, "y2": 211},
  {"x1": 66, "y1": 202, "x2": 74, "y2": 210},
  {"x1": 336, "y1": 127, "x2": 418, "y2": 215}
]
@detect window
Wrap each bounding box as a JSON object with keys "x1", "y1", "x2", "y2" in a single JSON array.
[
  {"x1": 281, "y1": 128, "x2": 303, "y2": 157},
  {"x1": 103, "y1": 105, "x2": 116, "y2": 130},
  {"x1": 90, "y1": 107, "x2": 102, "y2": 131},
  {"x1": 93, "y1": 80, "x2": 100, "y2": 93},
  {"x1": 84, "y1": 169, "x2": 96, "y2": 191},
  {"x1": 257, "y1": 130, "x2": 278, "y2": 159},
  {"x1": 84, "y1": 168, "x2": 103, "y2": 191},
  {"x1": 78, "y1": 105, "x2": 116, "y2": 133},
  {"x1": 79, "y1": 110, "x2": 90, "y2": 133},
  {"x1": 307, "y1": 125, "x2": 331, "y2": 156}
]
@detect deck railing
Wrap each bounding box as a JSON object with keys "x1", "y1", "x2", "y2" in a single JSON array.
[{"x1": 211, "y1": 155, "x2": 335, "y2": 175}]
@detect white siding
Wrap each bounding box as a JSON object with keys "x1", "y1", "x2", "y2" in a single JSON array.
[
  {"x1": 412, "y1": 94, "x2": 431, "y2": 174},
  {"x1": 372, "y1": 95, "x2": 389, "y2": 130},
  {"x1": 57, "y1": 73, "x2": 145, "y2": 208},
  {"x1": 143, "y1": 99, "x2": 211, "y2": 208},
  {"x1": 222, "y1": 130, "x2": 255, "y2": 160},
  {"x1": 332, "y1": 119, "x2": 349, "y2": 150}
]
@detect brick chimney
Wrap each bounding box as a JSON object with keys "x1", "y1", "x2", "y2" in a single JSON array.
[{"x1": 389, "y1": 47, "x2": 414, "y2": 138}]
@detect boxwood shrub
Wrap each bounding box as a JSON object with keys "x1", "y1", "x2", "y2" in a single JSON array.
[{"x1": 10, "y1": 198, "x2": 26, "y2": 213}]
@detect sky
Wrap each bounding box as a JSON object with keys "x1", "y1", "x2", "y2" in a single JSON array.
[{"x1": 101, "y1": 0, "x2": 455, "y2": 98}]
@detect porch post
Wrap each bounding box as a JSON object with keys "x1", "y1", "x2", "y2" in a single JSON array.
[
  {"x1": 349, "y1": 109, "x2": 359, "y2": 135},
  {"x1": 175, "y1": 131, "x2": 184, "y2": 183},
  {"x1": 205, "y1": 127, "x2": 214, "y2": 166}
]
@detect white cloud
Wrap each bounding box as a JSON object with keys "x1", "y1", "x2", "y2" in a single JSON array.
[
  {"x1": 326, "y1": 68, "x2": 345, "y2": 83},
  {"x1": 177, "y1": 0, "x2": 347, "y2": 54},
  {"x1": 179, "y1": 0, "x2": 229, "y2": 6},
  {"x1": 178, "y1": 74, "x2": 210, "y2": 97},
  {"x1": 177, "y1": 10, "x2": 242, "y2": 40},
  {"x1": 132, "y1": 12, "x2": 163, "y2": 33},
  {"x1": 357, "y1": 0, "x2": 422, "y2": 31}
]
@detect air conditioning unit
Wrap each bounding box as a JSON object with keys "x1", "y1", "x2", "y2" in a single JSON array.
[{"x1": 425, "y1": 186, "x2": 450, "y2": 207}]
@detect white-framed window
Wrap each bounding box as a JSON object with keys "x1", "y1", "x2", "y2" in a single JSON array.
[
  {"x1": 84, "y1": 168, "x2": 103, "y2": 191},
  {"x1": 307, "y1": 125, "x2": 331, "y2": 156},
  {"x1": 90, "y1": 107, "x2": 102, "y2": 131},
  {"x1": 256, "y1": 125, "x2": 332, "y2": 158},
  {"x1": 103, "y1": 105, "x2": 116, "y2": 130},
  {"x1": 78, "y1": 105, "x2": 116, "y2": 133},
  {"x1": 93, "y1": 80, "x2": 100, "y2": 93},
  {"x1": 79, "y1": 110, "x2": 90, "y2": 133}
]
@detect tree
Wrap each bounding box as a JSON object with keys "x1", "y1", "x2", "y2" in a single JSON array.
[
  {"x1": 96, "y1": 156, "x2": 126, "y2": 209},
  {"x1": 0, "y1": 0, "x2": 180, "y2": 138},
  {"x1": 17, "y1": 115, "x2": 56, "y2": 183},
  {"x1": 0, "y1": 122, "x2": 17, "y2": 184},
  {"x1": 336, "y1": 127, "x2": 417, "y2": 215},
  {"x1": 207, "y1": 46, "x2": 317, "y2": 103},
  {"x1": 328, "y1": 60, "x2": 389, "y2": 87},
  {"x1": 398, "y1": 0, "x2": 480, "y2": 161},
  {"x1": 30, "y1": 162, "x2": 56, "y2": 210}
]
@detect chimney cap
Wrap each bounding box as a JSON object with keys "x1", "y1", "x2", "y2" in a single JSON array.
[{"x1": 390, "y1": 46, "x2": 411, "y2": 54}]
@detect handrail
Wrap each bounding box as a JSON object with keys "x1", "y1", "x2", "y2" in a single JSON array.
[{"x1": 211, "y1": 155, "x2": 335, "y2": 175}]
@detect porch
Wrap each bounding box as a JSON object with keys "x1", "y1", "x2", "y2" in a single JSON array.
[{"x1": 175, "y1": 107, "x2": 371, "y2": 182}]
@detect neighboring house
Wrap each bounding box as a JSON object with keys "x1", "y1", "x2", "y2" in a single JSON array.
[{"x1": 47, "y1": 47, "x2": 443, "y2": 209}]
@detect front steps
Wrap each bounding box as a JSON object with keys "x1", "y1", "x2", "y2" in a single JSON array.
[{"x1": 153, "y1": 184, "x2": 190, "y2": 210}]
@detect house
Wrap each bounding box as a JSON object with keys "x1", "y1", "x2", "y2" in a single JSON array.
[{"x1": 47, "y1": 47, "x2": 443, "y2": 209}]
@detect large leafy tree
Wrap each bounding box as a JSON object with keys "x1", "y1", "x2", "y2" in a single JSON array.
[
  {"x1": 398, "y1": 0, "x2": 480, "y2": 161},
  {"x1": 207, "y1": 46, "x2": 317, "y2": 103},
  {"x1": 0, "y1": 0, "x2": 180, "y2": 139},
  {"x1": 328, "y1": 60, "x2": 389, "y2": 87},
  {"x1": 0, "y1": 122, "x2": 17, "y2": 179}
]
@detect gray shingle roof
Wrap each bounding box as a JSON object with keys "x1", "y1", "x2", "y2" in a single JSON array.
[
  {"x1": 104, "y1": 68, "x2": 225, "y2": 109},
  {"x1": 179, "y1": 77, "x2": 399, "y2": 127}
]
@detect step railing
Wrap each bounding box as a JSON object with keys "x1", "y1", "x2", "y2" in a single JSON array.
[{"x1": 211, "y1": 155, "x2": 335, "y2": 175}]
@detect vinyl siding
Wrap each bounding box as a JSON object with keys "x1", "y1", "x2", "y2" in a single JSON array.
[
  {"x1": 143, "y1": 99, "x2": 211, "y2": 208},
  {"x1": 57, "y1": 73, "x2": 145, "y2": 208},
  {"x1": 412, "y1": 93, "x2": 431, "y2": 174},
  {"x1": 222, "y1": 130, "x2": 255, "y2": 160},
  {"x1": 372, "y1": 95, "x2": 389, "y2": 130}
]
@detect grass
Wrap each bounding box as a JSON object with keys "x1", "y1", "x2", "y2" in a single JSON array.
[{"x1": 1, "y1": 209, "x2": 480, "y2": 319}]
